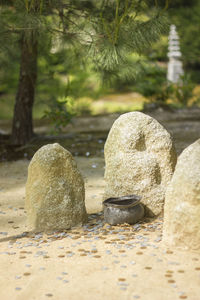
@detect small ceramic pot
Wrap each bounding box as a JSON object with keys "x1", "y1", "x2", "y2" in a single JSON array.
[{"x1": 103, "y1": 194, "x2": 144, "y2": 225}]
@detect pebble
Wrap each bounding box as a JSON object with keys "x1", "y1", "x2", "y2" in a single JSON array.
[
  {"x1": 35, "y1": 251, "x2": 48, "y2": 257},
  {"x1": 178, "y1": 292, "x2": 186, "y2": 296},
  {"x1": 63, "y1": 280, "x2": 69, "y2": 283},
  {"x1": 133, "y1": 224, "x2": 141, "y2": 230},
  {"x1": 24, "y1": 242, "x2": 33, "y2": 247},
  {"x1": 56, "y1": 277, "x2": 62, "y2": 280},
  {"x1": 113, "y1": 260, "x2": 120, "y2": 264},
  {"x1": 91, "y1": 250, "x2": 98, "y2": 253},
  {"x1": 118, "y1": 278, "x2": 126, "y2": 281},
  {"x1": 178, "y1": 270, "x2": 185, "y2": 273},
  {"x1": 154, "y1": 237, "x2": 162, "y2": 242},
  {"x1": 192, "y1": 257, "x2": 199, "y2": 261},
  {"x1": 118, "y1": 282, "x2": 129, "y2": 287},
  {"x1": 168, "y1": 279, "x2": 176, "y2": 283},
  {"x1": 120, "y1": 265, "x2": 127, "y2": 268},
  {"x1": 168, "y1": 261, "x2": 180, "y2": 265},
  {"x1": 35, "y1": 234, "x2": 43, "y2": 239},
  {"x1": 136, "y1": 252, "x2": 143, "y2": 255}
]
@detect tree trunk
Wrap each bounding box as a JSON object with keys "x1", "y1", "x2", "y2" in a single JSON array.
[{"x1": 10, "y1": 32, "x2": 38, "y2": 145}]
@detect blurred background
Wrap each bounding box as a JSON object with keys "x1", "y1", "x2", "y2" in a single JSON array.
[{"x1": 0, "y1": 0, "x2": 200, "y2": 160}]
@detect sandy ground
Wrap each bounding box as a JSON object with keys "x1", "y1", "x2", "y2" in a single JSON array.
[{"x1": 0, "y1": 157, "x2": 200, "y2": 300}]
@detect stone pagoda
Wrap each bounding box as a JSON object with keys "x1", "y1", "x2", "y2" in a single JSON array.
[{"x1": 167, "y1": 25, "x2": 184, "y2": 83}]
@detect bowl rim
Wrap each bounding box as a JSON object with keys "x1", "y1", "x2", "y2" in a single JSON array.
[{"x1": 103, "y1": 194, "x2": 142, "y2": 209}]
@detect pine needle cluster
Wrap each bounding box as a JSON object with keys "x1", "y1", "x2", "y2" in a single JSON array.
[{"x1": 0, "y1": 0, "x2": 168, "y2": 82}]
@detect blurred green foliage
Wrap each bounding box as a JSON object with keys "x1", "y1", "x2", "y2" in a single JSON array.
[
  {"x1": 172, "y1": 75, "x2": 195, "y2": 106},
  {"x1": 0, "y1": 0, "x2": 200, "y2": 124},
  {"x1": 43, "y1": 97, "x2": 75, "y2": 133},
  {"x1": 133, "y1": 63, "x2": 168, "y2": 101},
  {"x1": 148, "y1": 0, "x2": 200, "y2": 82},
  {"x1": 135, "y1": 64, "x2": 199, "y2": 107}
]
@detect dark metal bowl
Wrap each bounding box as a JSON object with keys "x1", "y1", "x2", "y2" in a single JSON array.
[{"x1": 103, "y1": 194, "x2": 144, "y2": 225}]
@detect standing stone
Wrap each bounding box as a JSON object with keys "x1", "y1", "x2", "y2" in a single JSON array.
[
  {"x1": 25, "y1": 143, "x2": 87, "y2": 231},
  {"x1": 104, "y1": 112, "x2": 177, "y2": 216},
  {"x1": 163, "y1": 139, "x2": 200, "y2": 250}
]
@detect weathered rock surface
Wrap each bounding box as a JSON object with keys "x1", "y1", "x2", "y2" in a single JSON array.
[
  {"x1": 25, "y1": 143, "x2": 87, "y2": 231},
  {"x1": 104, "y1": 112, "x2": 177, "y2": 216},
  {"x1": 163, "y1": 139, "x2": 200, "y2": 250}
]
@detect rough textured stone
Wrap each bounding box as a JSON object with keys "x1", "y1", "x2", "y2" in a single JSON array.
[
  {"x1": 163, "y1": 139, "x2": 200, "y2": 250},
  {"x1": 104, "y1": 112, "x2": 177, "y2": 216},
  {"x1": 25, "y1": 143, "x2": 87, "y2": 231}
]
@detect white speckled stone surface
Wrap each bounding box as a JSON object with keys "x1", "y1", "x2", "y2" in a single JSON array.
[
  {"x1": 104, "y1": 112, "x2": 177, "y2": 216},
  {"x1": 25, "y1": 143, "x2": 87, "y2": 231},
  {"x1": 163, "y1": 139, "x2": 200, "y2": 250}
]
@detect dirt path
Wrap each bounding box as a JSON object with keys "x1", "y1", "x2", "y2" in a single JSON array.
[
  {"x1": 0, "y1": 157, "x2": 200, "y2": 300},
  {"x1": 1, "y1": 108, "x2": 200, "y2": 162}
]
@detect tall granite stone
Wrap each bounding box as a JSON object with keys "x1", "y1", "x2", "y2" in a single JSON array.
[
  {"x1": 163, "y1": 139, "x2": 200, "y2": 250},
  {"x1": 104, "y1": 112, "x2": 177, "y2": 216},
  {"x1": 26, "y1": 143, "x2": 87, "y2": 231}
]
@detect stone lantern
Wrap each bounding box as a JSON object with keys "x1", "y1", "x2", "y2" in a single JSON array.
[{"x1": 167, "y1": 25, "x2": 184, "y2": 83}]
